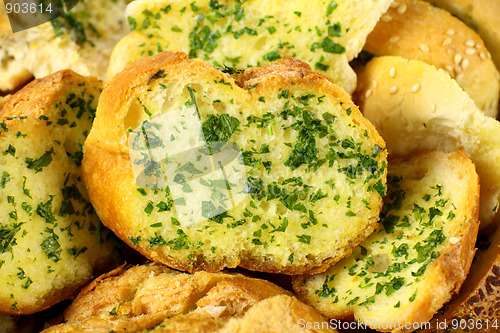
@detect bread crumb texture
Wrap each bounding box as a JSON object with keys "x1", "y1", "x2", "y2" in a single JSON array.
[
  {"x1": 108, "y1": 0, "x2": 393, "y2": 94},
  {"x1": 355, "y1": 55, "x2": 500, "y2": 230},
  {"x1": 0, "y1": 70, "x2": 119, "y2": 315},
  {"x1": 293, "y1": 151, "x2": 480, "y2": 332},
  {"x1": 41, "y1": 263, "x2": 337, "y2": 333},
  {"x1": 365, "y1": 0, "x2": 499, "y2": 117},
  {"x1": 0, "y1": 0, "x2": 131, "y2": 91},
  {"x1": 82, "y1": 52, "x2": 387, "y2": 275}
]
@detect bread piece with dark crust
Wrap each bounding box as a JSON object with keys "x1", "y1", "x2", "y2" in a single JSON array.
[
  {"x1": 82, "y1": 51, "x2": 388, "y2": 275},
  {"x1": 108, "y1": 0, "x2": 394, "y2": 94},
  {"x1": 424, "y1": 0, "x2": 500, "y2": 73},
  {"x1": 41, "y1": 263, "x2": 337, "y2": 333},
  {"x1": 293, "y1": 151, "x2": 480, "y2": 333},
  {"x1": 0, "y1": 70, "x2": 120, "y2": 315}
]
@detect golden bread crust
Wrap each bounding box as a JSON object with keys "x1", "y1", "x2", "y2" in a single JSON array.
[
  {"x1": 41, "y1": 263, "x2": 337, "y2": 333},
  {"x1": 83, "y1": 51, "x2": 387, "y2": 274},
  {"x1": 293, "y1": 151, "x2": 480, "y2": 332},
  {"x1": 0, "y1": 70, "x2": 119, "y2": 315},
  {"x1": 424, "y1": 0, "x2": 500, "y2": 73},
  {"x1": 364, "y1": 0, "x2": 500, "y2": 117}
]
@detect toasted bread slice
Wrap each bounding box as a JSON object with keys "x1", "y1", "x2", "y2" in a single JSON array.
[
  {"x1": 0, "y1": 0, "x2": 130, "y2": 92},
  {"x1": 364, "y1": 0, "x2": 499, "y2": 117},
  {"x1": 424, "y1": 0, "x2": 500, "y2": 73},
  {"x1": 107, "y1": 0, "x2": 393, "y2": 94},
  {"x1": 41, "y1": 263, "x2": 337, "y2": 333},
  {"x1": 293, "y1": 151, "x2": 480, "y2": 332},
  {"x1": 82, "y1": 52, "x2": 387, "y2": 275},
  {"x1": 423, "y1": 224, "x2": 500, "y2": 332},
  {"x1": 355, "y1": 55, "x2": 500, "y2": 230},
  {"x1": 0, "y1": 70, "x2": 119, "y2": 315}
]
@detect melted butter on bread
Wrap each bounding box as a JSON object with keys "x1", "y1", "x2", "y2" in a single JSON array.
[
  {"x1": 82, "y1": 52, "x2": 388, "y2": 275},
  {"x1": 108, "y1": 0, "x2": 393, "y2": 94},
  {"x1": 294, "y1": 151, "x2": 480, "y2": 331}
]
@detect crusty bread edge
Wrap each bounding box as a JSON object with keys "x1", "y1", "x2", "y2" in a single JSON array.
[{"x1": 83, "y1": 51, "x2": 387, "y2": 275}]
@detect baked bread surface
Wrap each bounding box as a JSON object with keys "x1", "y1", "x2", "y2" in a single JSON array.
[
  {"x1": 0, "y1": 70, "x2": 119, "y2": 315},
  {"x1": 0, "y1": 0, "x2": 130, "y2": 92},
  {"x1": 108, "y1": 0, "x2": 393, "y2": 94},
  {"x1": 293, "y1": 151, "x2": 480, "y2": 332},
  {"x1": 424, "y1": 0, "x2": 500, "y2": 72},
  {"x1": 82, "y1": 51, "x2": 388, "y2": 275},
  {"x1": 355, "y1": 55, "x2": 500, "y2": 230},
  {"x1": 364, "y1": 0, "x2": 499, "y2": 117},
  {"x1": 41, "y1": 263, "x2": 337, "y2": 333}
]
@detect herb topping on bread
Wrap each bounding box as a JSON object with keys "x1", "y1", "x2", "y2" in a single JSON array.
[
  {"x1": 293, "y1": 151, "x2": 480, "y2": 332},
  {"x1": 82, "y1": 52, "x2": 387, "y2": 275}
]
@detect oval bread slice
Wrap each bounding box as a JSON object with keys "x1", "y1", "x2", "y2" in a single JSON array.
[
  {"x1": 108, "y1": 0, "x2": 393, "y2": 94},
  {"x1": 355, "y1": 55, "x2": 500, "y2": 230},
  {"x1": 41, "y1": 263, "x2": 337, "y2": 333},
  {"x1": 0, "y1": 70, "x2": 119, "y2": 314},
  {"x1": 82, "y1": 51, "x2": 388, "y2": 275},
  {"x1": 293, "y1": 151, "x2": 480, "y2": 332},
  {"x1": 364, "y1": 0, "x2": 499, "y2": 117}
]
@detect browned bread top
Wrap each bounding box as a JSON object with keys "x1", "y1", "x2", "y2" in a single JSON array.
[
  {"x1": 364, "y1": 0, "x2": 499, "y2": 117},
  {"x1": 293, "y1": 151, "x2": 480, "y2": 332},
  {"x1": 355, "y1": 55, "x2": 500, "y2": 230},
  {"x1": 41, "y1": 263, "x2": 337, "y2": 333}
]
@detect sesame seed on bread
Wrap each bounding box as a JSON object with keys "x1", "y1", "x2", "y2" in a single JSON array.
[
  {"x1": 364, "y1": 0, "x2": 500, "y2": 117},
  {"x1": 355, "y1": 55, "x2": 500, "y2": 230},
  {"x1": 0, "y1": 70, "x2": 120, "y2": 315},
  {"x1": 424, "y1": 0, "x2": 500, "y2": 73}
]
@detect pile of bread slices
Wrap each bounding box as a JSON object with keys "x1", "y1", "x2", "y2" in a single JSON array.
[{"x1": 0, "y1": 0, "x2": 499, "y2": 332}]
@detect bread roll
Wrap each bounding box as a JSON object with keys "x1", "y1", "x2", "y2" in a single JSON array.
[
  {"x1": 0, "y1": 70, "x2": 119, "y2": 315},
  {"x1": 108, "y1": 0, "x2": 393, "y2": 94},
  {"x1": 0, "y1": 0, "x2": 130, "y2": 92},
  {"x1": 82, "y1": 51, "x2": 388, "y2": 275},
  {"x1": 355, "y1": 55, "x2": 500, "y2": 230},
  {"x1": 364, "y1": 0, "x2": 500, "y2": 118},
  {"x1": 424, "y1": 0, "x2": 500, "y2": 73},
  {"x1": 41, "y1": 263, "x2": 337, "y2": 333},
  {"x1": 293, "y1": 151, "x2": 480, "y2": 332}
]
